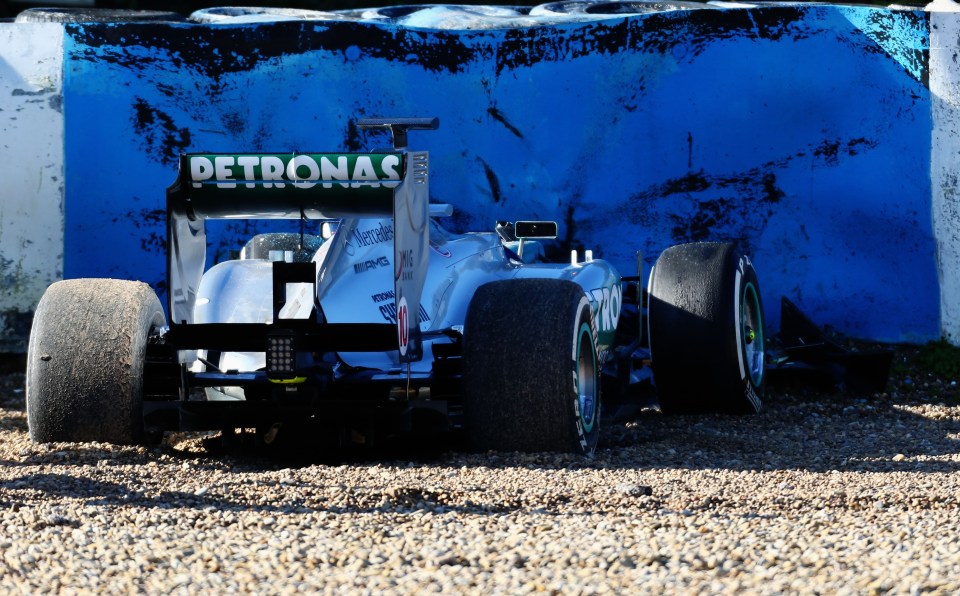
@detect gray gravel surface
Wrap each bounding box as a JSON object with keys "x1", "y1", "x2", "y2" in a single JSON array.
[{"x1": 2, "y1": 352, "x2": 960, "y2": 594}]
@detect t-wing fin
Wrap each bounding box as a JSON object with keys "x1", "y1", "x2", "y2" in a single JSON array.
[{"x1": 357, "y1": 117, "x2": 439, "y2": 150}]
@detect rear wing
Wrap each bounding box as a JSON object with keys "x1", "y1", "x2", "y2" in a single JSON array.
[
  {"x1": 180, "y1": 152, "x2": 403, "y2": 219},
  {"x1": 166, "y1": 119, "x2": 435, "y2": 362}
]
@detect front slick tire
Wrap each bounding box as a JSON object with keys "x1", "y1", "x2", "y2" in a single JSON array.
[
  {"x1": 26, "y1": 279, "x2": 166, "y2": 444},
  {"x1": 648, "y1": 243, "x2": 764, "y2": 415},
  {"x1": 463, "y1": 279, "x2": 600, "y2": 455}
]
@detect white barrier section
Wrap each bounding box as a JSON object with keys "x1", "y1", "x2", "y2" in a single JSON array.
[
  {"x1": 931, "y1": 0, "x2": 960, "y2": 343},
  {"x1": 0, "y1": 24, "x2": 64, "y2": 351}
]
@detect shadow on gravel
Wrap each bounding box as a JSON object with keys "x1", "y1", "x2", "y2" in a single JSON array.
[
  {"x1": 0, "y1": 472, "x2": 320, "y2": 514},
  {"x1": 0, "y1": 472, "x2": 184, "y2": 506},
  {"x1": 1, "y1": 397, "x2": 958, "y2": 517},
  {"x1": 7, "y1": 400, "x2": 958, "y2": 478},
  {"x1": 0, "y1": 415, "x2": 27, "y2": 434},
  {"x1": 0, "y1": 471, "x2": 535, "y2": 516},
  {"x1": 2, "y1": 360, "x2": 960, "y2": 476},
  {"x1": 145, "y1": 388, "x2": 960, "y2": 475},
  {"x1": 597, "y1": 388, "x2": 960, "y2": 474}
]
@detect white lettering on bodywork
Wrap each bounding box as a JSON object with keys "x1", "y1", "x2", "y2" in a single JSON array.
[
  {"x1": 261, "y1": 156, "x2": 285, "y2": 188},
  {"x1": 236, "y1": 156, "x2": 259, "y2": 189},
  {"x1": 589, "y1": 284, "x2": 622, "y2": 333},
  {"x1": 320, "y1": 156, "x2": 348, "y2": 189},
  {"x1": 214, "y1": 156, "x2": 236, "y2": 188},
  {"x1": 287, "y1": 155, "x2": 320, "y2": 189},
  {"x1": 190, "y1": 156, "x2": 214, "y2": 188}
]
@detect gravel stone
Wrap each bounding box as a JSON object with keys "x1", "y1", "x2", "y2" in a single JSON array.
[{"x1": 2, "y1": 347, "x2": 960, "y2": 593}]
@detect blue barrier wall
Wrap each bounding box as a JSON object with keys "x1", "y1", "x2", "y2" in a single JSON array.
[{"x1": 1, "y1": 4, "x2": 943, "y2": 348}]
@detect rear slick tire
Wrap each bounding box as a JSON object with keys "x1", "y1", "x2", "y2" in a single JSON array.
[
  {"x1": 26, "y1": 279, "x2": 166, "y2": 444},
  {"x1": 463, "y1": 279, "x2": 601, "y2": 455},
  {"x1": 648, "y1": 243, "x2": 764, "y2": 415}
]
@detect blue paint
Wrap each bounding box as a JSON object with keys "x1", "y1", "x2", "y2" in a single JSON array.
[{"x1": 61, "y1": 6, "x2": 937, "y2": 342}]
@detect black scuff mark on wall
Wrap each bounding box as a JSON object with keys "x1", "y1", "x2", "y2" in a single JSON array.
[
  {"x1": 610, "y1": 133, "x2": 882, "y2": 252},
  {"x1": 68, "y1": 8, "x2": 820, "y2": 82},
  {"x1": 914, "y1": 45, "x2": 929, "y2": 89},
  {"x1": 670, "y1": 198, "x2": 731, "y2": 243},
  {"x1": 111, "y1": 207, "x2": 166, "y2": 256},
  {"x1": 494, "y1": 7, "x2": 815, "y2": 76},
  {"x1": 618, "y1": 164, "x2": 793, "y2": 254},
  {"x1": 67, "y1": 21, "x2": 481, "y2": 77},
  {"x1": 138, "y1": 232, "x2": 166, "y2": 256},
  {"x1": 477, "y1": 157, "x2": 503, "y2": 205},
  {"x1": 813, "y1": 139, "x2": 841, "y2": 166},
  {"x1": 221, "y1": 111, "x2": 246, "y2": 137},
  {"x1": 543, "y1": 204, "x2": 585, "y2": 263},
  {"x1": 663, "y1": 170, "x2": 711, "y2": 195},
  {"x1": 555, "y1": 203, "x2": 584, "y2": 261},
  {"x1": 11, "y1": 87, "x2": 61, "y2": 113},
  {"x1": 726, "y1": 6, "x2": 818, "y2": 43},
  {"x1": 154, "y1": 82, "x2": 179, "y2": 99},
  {"x1": 496, "y1": 19, "x2": 631, "y2": 74},
  {"x1": 487, "y1": 106, "x2": 524, "y2": 140},
  {"x1": 250, "y1": 123, "x2": 272, "y2": 152},
  {"x1": 845, "y1": 137, "x2": 878, "y2": 156},
  {"x1": 151, "y1": 279, "x2": 168, "y2": 302},
  {"x1": 133, "y1": 98, "x2": 192, "y2": 165},
  {"x1": 0, "y1": 253, "x2": 18, "y2": 289},
  {"x1": 317, "y1": 24, "x2": 481, "y2": 75},
  {"x1": 761, "y1": 173, "x2": 785, "y2": 203},
  {"x1": 813, "y1": 138, "x2": 878, "y2": 166},
  {"x1": 344, "y1": 119, "x2": 363, "y2": 152},
  {"x1": 447, "y1": 205, "x2": 479, "y2": 234}
]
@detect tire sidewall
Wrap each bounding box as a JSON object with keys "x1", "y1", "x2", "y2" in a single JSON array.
[
  {"x1": 729, "y1": 253, "x2": 764, "y2": 412},
  {"x1": 572, "y1": 296, "x2": 600, "y2": 454}
]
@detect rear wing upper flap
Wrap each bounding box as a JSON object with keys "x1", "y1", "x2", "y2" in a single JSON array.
[{"x1": 173, "y1": 152, "x2": 405, "y2": 220}]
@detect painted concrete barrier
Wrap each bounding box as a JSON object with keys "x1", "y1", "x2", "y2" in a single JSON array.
[
  {"x1": 0, "y1": 25, "x2": 63, "y2": 352},
  {"x1": 0, "y1": 2, "x2": 955, "y2": 350}
]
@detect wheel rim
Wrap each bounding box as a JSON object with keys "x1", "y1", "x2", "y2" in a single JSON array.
[
  {"x1": 741, "y1": 282, "x2": 764, "y2": 386},
  {"x1": 576, "y1": 323, "x2": 597, "y2": 432}
]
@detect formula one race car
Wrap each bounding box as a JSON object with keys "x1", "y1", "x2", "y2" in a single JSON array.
[{"x1": 26, "y1": 118, "x2": 765, "y2": 455}]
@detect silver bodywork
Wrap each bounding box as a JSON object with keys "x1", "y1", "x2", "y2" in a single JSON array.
[
  {"x1": 165, "y1": 119, "x2": 623, "y2": 404},
  {"x1": 194, "y1": 213, "x2": 622, "y2": 394}
]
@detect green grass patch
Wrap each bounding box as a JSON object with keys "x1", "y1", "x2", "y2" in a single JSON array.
[{"x1": 916, "y1": 339, "x2": 960, "y2": 380}]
